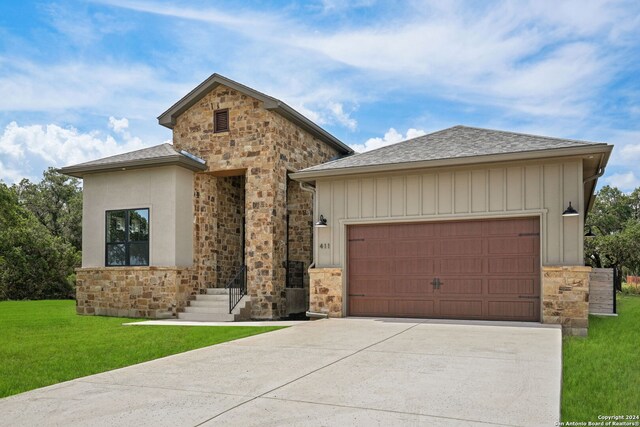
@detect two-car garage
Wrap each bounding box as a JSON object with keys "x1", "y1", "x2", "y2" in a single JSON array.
[
  {"x1": 347, "y1": 217, "x2": 541, "y2": 321},
  {"x1": 295, "y1": 125, "x2": 612, "y2": 332}
]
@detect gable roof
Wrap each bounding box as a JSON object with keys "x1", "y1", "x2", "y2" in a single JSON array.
[
  {"x1": 157, "y1": 73, "x2": 353, "y2": 155},
  {"x1": 293, "y1": 125, "x2": 612, "y2": 179},
  {"x1": 58, "y1": 143, "x2": 207, "y2": 178}
]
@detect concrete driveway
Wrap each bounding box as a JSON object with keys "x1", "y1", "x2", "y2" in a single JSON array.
[{"x1": 0, "y1": 318, "x2": 561, "y2": 426}]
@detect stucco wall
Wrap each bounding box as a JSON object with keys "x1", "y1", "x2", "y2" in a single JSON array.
[
  {"x1": 82, "y1": 165, "x2": 194, "y2": 268},
  {"x1": 314, "y1": 158, "x2": 584, "y2": 269}
]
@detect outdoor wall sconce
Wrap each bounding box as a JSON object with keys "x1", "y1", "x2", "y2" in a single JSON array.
[
  {"x1": 585, "y1": 227, "x2": 596, "y2": 238},
  {"x1": 562, "y1": 202, "x2": 579, "y2": 217},
  {"x1": 315, "y1": 215, "x2": 328, "y2": 228}
]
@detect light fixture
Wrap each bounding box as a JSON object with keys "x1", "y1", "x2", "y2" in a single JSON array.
[
  {"x1": 562, "y1": 202, "x2": 579, "y2": 217},
  {"x1": 585, "y1": 227, "x2": 596, "y2": 238},
  {"x1": 315, "y1": 215, "x2": 328, "y2": 228}
]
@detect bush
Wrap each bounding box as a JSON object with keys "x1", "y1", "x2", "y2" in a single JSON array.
[{"x1": 621, "y1": 283, "x2": 640, "y2": 296}]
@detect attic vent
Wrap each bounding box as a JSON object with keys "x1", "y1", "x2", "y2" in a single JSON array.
[{"x1": 214, "y1": 109, "x2": 229, "y2": 133}]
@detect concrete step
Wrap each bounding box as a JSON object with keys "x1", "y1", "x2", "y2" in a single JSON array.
[
  {"x1": 193, "y1": 294, "x2": 228, "y2": 302},
  {"x1": 184, "y1": 306, "x2": 230, "y2": 314},
  {"x1": 178, "y1": 312, "x2": 236, "y2": 322},
  {"x1": 206, "y1": 288, "x2": 229, "y2": 295},
  {"x1": 190, "y1": 300, "x2": 229, "y2": 308}
]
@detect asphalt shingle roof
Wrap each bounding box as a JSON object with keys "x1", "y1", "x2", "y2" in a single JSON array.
[
  {"x1": 58, "y1": 143, "x2": 207, "y2": 178},
  {"x1": 68, "y1": 143, "x2": 184, "y2": 168},
  {"x1": 302, "y1": 125, "x2": 607, "y2": 172}
]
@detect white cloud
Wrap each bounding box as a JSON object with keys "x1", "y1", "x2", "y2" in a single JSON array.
[
  {"x1": 102, "y1": 0, "x2": 639, "y2": 120},
  {"x1": 603, "y1": 171, "x2": 640, "y2": 191},
  {"x1": 350, "y1": 128, "x2": 426, "y2": 153},
  {"x1": 0, "y1": 120, "x2": 149, "y2": 183},
  {"x1": 0, "y1": 58, "x2": 181, "y2": 119},
  {"x1": 108, "y1": 116, "x2": 129, "y2": 134},
  {"x1": 329, "y1": 103, "x2": 357, "y2": 131}
]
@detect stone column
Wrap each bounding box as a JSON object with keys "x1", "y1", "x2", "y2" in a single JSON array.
[
  {"x1": 309, "y1": 267, "x2": 343, "y2": 317},
  {"x1": 542, "y1": 265, "x2": 591, "y2": 336},
  {"x1": 193, "y1": 173, "x2": 217, "y2": 293},
  {"x1": 245, "y1": 167, "x2": 284, "y2": 319}
]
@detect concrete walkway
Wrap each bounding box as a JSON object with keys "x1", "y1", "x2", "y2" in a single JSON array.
[{"x1": 0, "y1": 318, "x2": 562, "y2": 426}]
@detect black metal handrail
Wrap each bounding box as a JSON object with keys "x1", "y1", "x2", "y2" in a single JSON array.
[{"x1": 225, "y1": 265, "x2": 247, "y2": 314}]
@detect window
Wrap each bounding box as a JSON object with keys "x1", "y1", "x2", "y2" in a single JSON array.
[
  {"x1": 106, "y1": 208, "x2": 149, "y2": 266},
  {"x1": 214, "y1": 109, "x2": 229, "y2": 133}
]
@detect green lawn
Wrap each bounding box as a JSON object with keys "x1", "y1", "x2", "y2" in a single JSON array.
[
  {"x1": 0, "y1": 300, "x2": 284, "y2": 398},
  {"x1": 562, "y1": 295, "x2": 640, "y2": 421}
]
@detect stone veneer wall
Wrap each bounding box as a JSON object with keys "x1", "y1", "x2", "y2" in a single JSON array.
[
  {"x1": 173, "y1": 84, "x2": 340, "y2": 319},
  {"x1": 542, "y1": 265, "x2": 591, "y2": 335},
  {"x1": 309, "y1": 267, "x2": 343, "y2": 317},
  {"x1": 287, "y1": 177, "x2": 313, "y2": 292},
  {"x1": 76, "y1": 267, "x2": 196, "y2": 318},
  {"x1": 216, "y1": 175, "x2": 245, "y2": 287}
]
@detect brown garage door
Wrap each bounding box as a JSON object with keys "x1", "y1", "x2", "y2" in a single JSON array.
[{"x1": 348, "y1": 217, "x2": 540, "y2": 321}]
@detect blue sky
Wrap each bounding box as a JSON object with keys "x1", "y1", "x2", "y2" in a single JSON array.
[{"x1": 1, "y1": 0, "x2": 640, "y2": 189}]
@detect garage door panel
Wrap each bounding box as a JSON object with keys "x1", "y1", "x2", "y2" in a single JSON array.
[
  {"x1": 487, "y1": 218, "x2": 538, "y2": 236},
  {"x1": 348, "y1": 217, "x2": 540, "y2": 321},
  {"x1": 488, "y1": 238, "x2": 535, "y2": 255},
  {"x1": 439, "y1": 300, "x2": 483, "y2": 317},
  {"x1": 393, "y1": 240, "x2": 436, "y2": 257},
  {"x1": 440, "y1": 239, "x2": 483, "y2": 255},
  {"x1": 390, "y1": 223, "x2": 436, "y2": 238},
  {"x1": 487, "y1": 301, "x2": 537, "y2": 319},
  {"x1": 349, "y1": 225, "x2": 389, "y2": 240},
  {"x1": 391, "y1": 258, "x2": 435, "y2": 275},
  {"x1": 349, "y1": 279, "x2": 390, "y2": 295},
  {"x1": 349, "y1": 298, "x2": 390, "y2": 316},
  {"x1": 439, "y1": 222, "x2": 483, "y2": 237},
  {"x1": 488, "y1": 257, "x2": 537, "y2": 274},
  {"x1": 350, "y1": 259, "x2": 390, "y2": 275},
  {"x1": 349, "y1": 241, "x2": 390, "y2": 258},
  {"x1": 439, "y1": 258, "x2": 483, "y2": 274},
  {"x1": 487, "y1": 279, "x2": 536, "y2": 295},
  {"x1": 392, "y1": 300, "x2": 435, "y2": 316},
  {"x1": 394, "y1": 278, "x2": 433, "y2": 295},
  {"x1": 437, "y1": 278, "x2": 483, "y2": 295}
]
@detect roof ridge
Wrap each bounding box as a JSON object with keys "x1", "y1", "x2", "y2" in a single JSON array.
[{"x1": 457, "y1": 125, "x2": 605, "y2": 146}]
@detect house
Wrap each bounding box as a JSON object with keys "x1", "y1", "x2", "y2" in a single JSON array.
[{"x1": 60, "y1": 74, "x2": 612, "y2": 334}]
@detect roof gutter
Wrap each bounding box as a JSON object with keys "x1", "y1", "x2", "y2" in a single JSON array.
[{"x1": 291, "y1": 144, "x2": 613, "y2": 182}]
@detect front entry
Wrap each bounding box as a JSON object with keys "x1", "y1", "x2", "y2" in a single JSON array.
[{"x1": 347, "y1": 217, "x2": 540, "y2": 321}]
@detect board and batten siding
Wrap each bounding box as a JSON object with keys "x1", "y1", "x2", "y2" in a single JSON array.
[{"x1": 315, "y1": 159, "x2": 584, "y2": 268}]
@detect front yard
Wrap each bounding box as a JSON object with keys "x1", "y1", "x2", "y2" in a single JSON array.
[
  {"x1": 562, "y1": 295, "x2": 640, "y2": 421},
  {"x1": 0, "y1": 300, "x2": 284, "y2": 398}
]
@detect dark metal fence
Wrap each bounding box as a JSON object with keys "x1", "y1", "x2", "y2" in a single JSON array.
[{"x1": 225, "y1": 265, "x2": 246, "y2": 314}]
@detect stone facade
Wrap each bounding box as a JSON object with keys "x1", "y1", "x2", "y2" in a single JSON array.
[
  {"x1": 542, "y1": 265, "x2": 591, "y2": 336},
  {"x1": 76, "y1": 267, "x2": 195, "y2": 318},
  {"x1": 216, "y1": 175, "x2": 245, "y2": 287},
  {"x1": 286, "y1": 177, "x2": 313, "y2": 291},
  {"x1": 309, "y1": 267, "x2": 343, "y2": 317},
  {"x1": 173, "y1": 84, "x2": 340, "y2": 319}
]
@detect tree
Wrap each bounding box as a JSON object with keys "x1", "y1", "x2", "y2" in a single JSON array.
[
  {"x1": 13, "y1": 168, "x2": 82, "y2": 250},
  {"x1": 0, "y1": 183, "x2": 80, "y2": 300},
  {"x1": 585, "y1": 185, "x2": 640, "y2": 290}
]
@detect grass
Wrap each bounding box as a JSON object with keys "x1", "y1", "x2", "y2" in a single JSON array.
[
  {"x1": 0, "y1": 300, "x2": 284, "y2": 398},
  {"x1": 562, "y1": 295, "x2": 640, "y2": 421}
]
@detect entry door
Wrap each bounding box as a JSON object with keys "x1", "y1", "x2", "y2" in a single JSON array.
[{"x1": 347, "y1": 218, "x2": 540, "y2": 321}]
